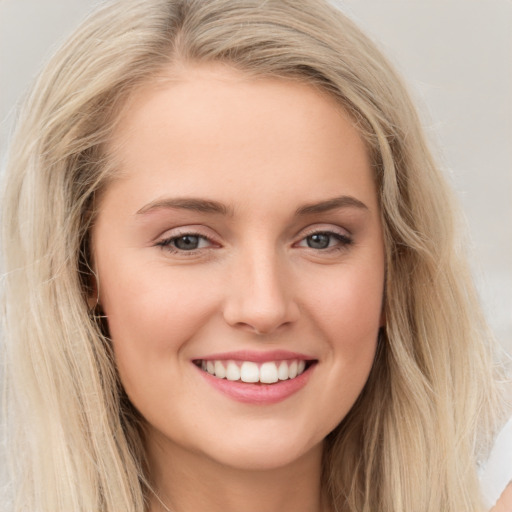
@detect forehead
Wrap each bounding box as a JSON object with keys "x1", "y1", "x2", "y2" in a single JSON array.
[{"x1": 103, "y1": 63, "x2": 377, "y2": 216}]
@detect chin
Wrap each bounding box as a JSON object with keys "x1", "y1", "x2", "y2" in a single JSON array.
[
  {"x1": 209, "y1": 445, "x2": 322, "y2": 472},
  {"x1": 194, "y1": 425, "x2": 325, "y2": 472}
]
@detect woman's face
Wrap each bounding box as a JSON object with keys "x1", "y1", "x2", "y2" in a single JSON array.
[{"x1": 92, "y1": 64, "x2": 385, "y2": 471}]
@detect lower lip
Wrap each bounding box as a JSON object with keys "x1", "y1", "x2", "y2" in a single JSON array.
[{"x1": 194, "y1": 363, "x2": 315, "y2": 404}]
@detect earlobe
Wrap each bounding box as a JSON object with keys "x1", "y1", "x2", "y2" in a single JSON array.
[
  {"x1": 380, "y1": 308, "x2": 386, "y2": 328},
  {"x1": 87, "y1": 290, "x2": 99, "y2": 312},
  {"x1": 82, "y1": 238, "x2": 100, "y2": 312},
  {"x1": 380, "y1": 273, "x2": 387, "y2": 328},
  {"x1": 86, "y1": 271, "x2": 100, "y2": 312}
]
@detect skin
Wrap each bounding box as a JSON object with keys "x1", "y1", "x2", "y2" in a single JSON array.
[
  {"x1": 92, "y1": 64, "x2": 385, "y2": 512},
  {"x1": 491, "y1": 482, "x2": 512, "y2": 512}
]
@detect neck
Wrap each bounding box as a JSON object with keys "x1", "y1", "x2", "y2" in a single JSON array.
[{"x1": 146, "y1": 434, "x2": 329, "y2": 512}]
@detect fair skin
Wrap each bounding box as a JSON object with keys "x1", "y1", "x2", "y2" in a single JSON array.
[
  {"x1": 92, "y1": 64, "x2": 385, "y2": 512},
  {"x1": 491, "y1": 482, "x2": 512, "y2": 512}
]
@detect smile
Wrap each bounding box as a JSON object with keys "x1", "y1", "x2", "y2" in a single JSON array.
[
  {"x1": 195, "y1": 359, "x2": 310, "y2": 383},
  {"x1": 193, "y1": 351, "x2": 317, "y2": 404}
]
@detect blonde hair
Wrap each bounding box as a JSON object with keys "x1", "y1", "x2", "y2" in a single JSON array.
[{"x1": 1, "y1": 0, "x2": 505, "y2": 510}]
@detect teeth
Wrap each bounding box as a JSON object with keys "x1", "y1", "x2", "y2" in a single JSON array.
[
  {"x1": 214, "y1": 360, "x2": 226, "y2": 379},
  {"x1": 240, "y1": 361, "x2": 259, "y2": 383},
  {"x1": 226, "y1": 360, "x2": 241, "y2": 381},
  {"x1": 278, "y1": 361, "x2": 289, "y2": 380},
  {"x1": 199, "y1": 359, "x2": 309, "y2": 383},
  {"x1": 288, "y1": 360, "x2": 298, "y2": 379},
  {"x1": 260, "y1": 362, "x2": 278, "y2": 384}
]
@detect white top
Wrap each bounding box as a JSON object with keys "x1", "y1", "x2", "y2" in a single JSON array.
[{"x1": 480, "y1": 417, "x2": 512, "y2": 507}]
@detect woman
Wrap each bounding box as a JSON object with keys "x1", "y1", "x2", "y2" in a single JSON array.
[{"x1": 1, "y1": 0, "x2": 507, "y2": 511}]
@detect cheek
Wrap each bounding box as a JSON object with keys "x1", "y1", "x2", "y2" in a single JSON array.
[
  {"x1": 308, "y1": 260, "x2": 384, "y2": 342},
  {"x1": 97, "y1": 261, "x2": 222, "y2": 415},
  {"x1": 301, "y1": 259, "x2": 384, "y2": 410},
  {"x1": 97, "y1": 258, "x2": 218, "y2": 369}
]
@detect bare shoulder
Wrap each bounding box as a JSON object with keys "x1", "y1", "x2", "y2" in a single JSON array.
[{"x1": 491, "y1": 482, "x2": 512, "y2": 512}]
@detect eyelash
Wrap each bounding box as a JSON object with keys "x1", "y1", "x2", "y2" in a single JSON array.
[
  {"x1": 296, "y1": 230, "x2": 353, "y2": 252},
  {"x1": 155, "y1": 232, "x2": 215, "y2": 255},
  {"x1": 155, "y1": 229, "x2": 353, "y2": 255}
]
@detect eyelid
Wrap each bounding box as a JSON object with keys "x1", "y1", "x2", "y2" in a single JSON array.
[
  {"x1": 153, "y1": 224, "x2": 352, "y2": 252},
  {"x1": 295, "y1": 224, "x2": 351, "y2": 240},
  {"x1": 155, "y1": 225, "x2": 218, "y2": 242},
  {"x1": 292, "y1": 224, "x2": 353, "y2": 252},
  {"x1": 154, "y1": 225, "x2": 221, "y2": 250}
]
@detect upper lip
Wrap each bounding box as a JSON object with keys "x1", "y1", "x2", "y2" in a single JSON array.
[{"x1": 193, "y1": 350, "x2": 316, "y2": 363}]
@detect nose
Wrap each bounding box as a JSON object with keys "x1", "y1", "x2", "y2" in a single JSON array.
[{"x1": 222, "y1": 248, "x2": 299, "y2": 335}]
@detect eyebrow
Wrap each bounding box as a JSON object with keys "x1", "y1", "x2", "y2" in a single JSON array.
[
  {"x1": 136, "y1": 197, "x2": 233, "y2": 216},
  {"x1": 295, "y1": 195, "x2": 369, "y2": 215},
  {"x1": 136, "y1": 194, "x2": 368, "y2": 217}
]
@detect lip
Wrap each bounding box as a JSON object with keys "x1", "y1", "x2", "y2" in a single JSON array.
[
  {"x1": 195, "y1": 349, "x2": 313, "y2": 362},
  {"x1": 192, "y1": 351, "x2": 317, "y2": 405}
]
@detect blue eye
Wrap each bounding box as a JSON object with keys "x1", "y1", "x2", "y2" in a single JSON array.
[
  {"x1": 157, "y1": 234, "x2": 211, "y2": 252},
  {"x1": 299, "y1": 231, "x2": 352, "y2": 250},
  {"x1": 306, "y1": 233, "x2": 331, "y2": 249},
  {"x1": 172, "y1": 235, "x2": 201, "y2": 250}
]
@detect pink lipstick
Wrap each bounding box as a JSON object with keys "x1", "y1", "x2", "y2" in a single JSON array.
[{"x1": 193, "y1": 350, "x2": 316, "y2": 404}]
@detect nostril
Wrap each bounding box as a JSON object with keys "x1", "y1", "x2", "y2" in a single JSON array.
[
  {"x1": 227, "y1": 318, "x2": 290, "y2": 336},
  {"x1": 222, "y1": 273, "x2": 300, "y2": 334}
]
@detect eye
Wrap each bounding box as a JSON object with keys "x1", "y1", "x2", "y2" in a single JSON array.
[
  {"x1": 296, "y1": 231, "x2": 352, "y2": 250},
  {"x1": 156, "y1": 233, "x2": 213, "y2": 252}
]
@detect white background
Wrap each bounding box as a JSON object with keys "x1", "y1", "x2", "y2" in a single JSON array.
[{"x1": 0, "y1": 0, "x2": 511, "y2": 356}]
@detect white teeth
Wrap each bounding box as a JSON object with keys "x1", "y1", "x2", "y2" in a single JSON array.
[
  {"x1": 259, "y1": 362, "x2": 279, "y2": 384},
  {"x1": 278, "y1": 361, "x2": 289, "y2": 380},
  {"x1": 226, "y1": 360, "x2": 240, "y2": 381},
  {"x1": 240, "y1": 361, "x2": 259, "y2": 383},
  {"x1": 214, "y1": 360, "x2": 226, "y2": 379},
  {"x1": 288, "y1": 360, "x2": 298, "y2": 379},
  {"x1": 199, "y1": 358, "x2": 309, "y2": 383}
]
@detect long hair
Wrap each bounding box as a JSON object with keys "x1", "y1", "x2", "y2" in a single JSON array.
[{"x1": 1, "y1": 1, "x2": 505, "y2": 510}]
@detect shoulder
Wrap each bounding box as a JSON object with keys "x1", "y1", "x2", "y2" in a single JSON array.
[
  {"x1": 490, "y1": 482, "x2": 512, "y2": 512},
  {"x1": 481, "y1": 417, "x2": 512, "y2": 509}
]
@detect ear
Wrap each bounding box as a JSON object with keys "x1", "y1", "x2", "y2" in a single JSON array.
[
  {"x1": 82, "y1": 234, "x2": 99, "y2": 311},
  {"x1": 379, "y1": 308, "x2": 386, "y2": 328},
  {"x1": 87, "y1": 275, "x2": 99, "y2": 311},
  {"x1": 380, "y1": 272, "x2": 387, "y2": 328},
  {"x1": 84, "y1": 256, "x2": 100, "y2": 312}
]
